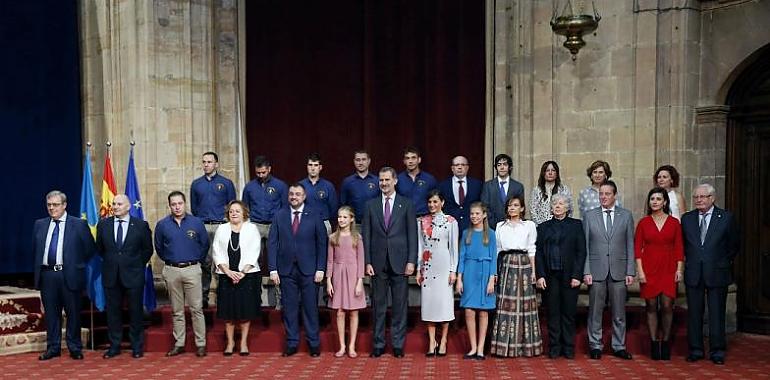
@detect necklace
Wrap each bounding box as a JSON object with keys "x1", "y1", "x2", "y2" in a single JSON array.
[{"x1": 229, "y1": 234, "x2": 240, "y2": 251}]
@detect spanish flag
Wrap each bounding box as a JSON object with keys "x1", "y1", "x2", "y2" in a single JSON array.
[{"x1": 99, "y1": 151, "x2": 117, "y2": 218}]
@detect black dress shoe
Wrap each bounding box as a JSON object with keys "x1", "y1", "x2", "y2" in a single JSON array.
[
  {"x1": 132, "y1": 351, "x2": 143, "y2": 359},
  {"x1": 282, "y1": 346, "x2": 298, "y2": 357},
  {"x1": 589, "y1": 349, "x2": 602, "y2": 359},
  {"x1": 370, "y1": 348, "x2": 384, "y2": 358},
  {"x1": 103, "y1": 350, "x2": 120, "y2": 359},
  {"x1": 686, "y1": 354, "x2": 704, "y2": 362},
  {"x1": 393, "y1": 348, "x2": 404, "y2": 358},
  {"x1": 309, "y1": 346, "x2": 321, "y2": 357},
  {"x1": 39, "y1": 351, "x2": 60, "y2": 361},
  {"x1": 475, "y1": 354, "x2": 486, "y2": 360},
  {"x1": 711, "y1": 356, "x2": 725, "y2": 365},
  {"x1": 70, "y1": 351, "x2": 84, "y2": 360},
  {"x1": 166, "y1": 346, "x2": 185, "y2": 357},
  {"x1": 196, "y1": 347, "x2": 207, "y2": 357},
  {"x1": 613, "y1": 350, "x2": 633, "y2": 360},
  {"x1": 563, "y1": 352, "x2": 575, "y2": 359},
  {"x1": 548, "y1": 351, "x2": 560, "y2": 359}
]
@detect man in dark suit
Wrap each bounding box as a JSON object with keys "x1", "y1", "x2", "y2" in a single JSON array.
[
  {"x1": 32, "y1": 190, "x2": 96, "y2": 360},
  {"x1": 268, "y1": 183, "x2": 328, "y2": 357},
  {"x1": 437, "y1": 155, "x2": 482, "y2": 233},
  {"x1": 681, "y1": 183, "x2": 740, "y2": 365},
  {"x1": 582, "y1": 180, "x2": 635, "y2": 360},
  {"x1": 96, "y1": 194, "x2": 153, "y2": 359},
  {"x1": 480, "y1": 153, "x2": 525, "y2": 228},
  {"x1": 362, "y1": 167, "x2": 417, "y2": 358},
  {"x1": 535, "y1": 194, "x2": 586, "y2": 359}
]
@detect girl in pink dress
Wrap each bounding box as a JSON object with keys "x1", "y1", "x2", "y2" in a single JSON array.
[{"x1": 326, "y1": 206, "x2": 366, "y2": 358}]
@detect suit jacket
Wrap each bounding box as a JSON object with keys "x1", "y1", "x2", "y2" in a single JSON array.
[
  {"x1": 268, "y1": 206, "x2": 327, "y2": 276},
  {"x1": 535, "y1": 217, "x2": 586, "y2": 285},
  {"x1": 437, "y1": 176, "x2": 482, "y2": 232},
  {"x1": 362, "y1": 194, "x2": 417, "y2": 274},
  {"x1": 681, "y1": 206, "x2": 740, "y2": 287},
  {"x1": 95, "y1": 216, "x2": 153, "y2": 289},
  {"x1": 583, "y1": 206, "x2": 635, "y2": 281},
  {"x1": 480, "y1": 177, "x2": 525, "y2": 228},
  {"x1": 32, "y1": 215, "x2": 96, "y2": 291}
]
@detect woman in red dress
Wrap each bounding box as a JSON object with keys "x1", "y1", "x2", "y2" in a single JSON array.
[{"x1": 635, "y1": 187, "x2": 684, "y2": 361}]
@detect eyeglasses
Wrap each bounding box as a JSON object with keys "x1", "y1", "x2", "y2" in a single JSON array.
[
  {"x1": 451, "y1": 164, "x2": 468, "y2": 167},
  {"x1": 692, "y1": 195, "x2": 712, "y2": 200}
]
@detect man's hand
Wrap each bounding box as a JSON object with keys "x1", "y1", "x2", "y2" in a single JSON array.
[
  {"x1": 625, "y1": 276, "x2": 634, "y2": 286},
  {"x1": 314, "y1": 271, "x2": 324, "y2": 283},
  {"x1": 570, "y1": 279, "x2": 581, "y2": 288},
  {"x1": 583, "y1": 274, "x2": 593, "y2": 286},
  {"x1": 366, "y1": 264, "x2": 375, "y2": 276},
  {"x1": 536, "y1": 277, "x2": 546, "y2": 290},
  {"x1": 270, "y1": 272, "x2": 280, "y2": 285},
  {"x1": 404, "y1": 263, "x2": 415, "y2": 276}
]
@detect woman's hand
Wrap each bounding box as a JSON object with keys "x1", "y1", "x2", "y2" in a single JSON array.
[
  {"x1": 638, "y1": 271, "x2": 647, "y2": 284},
  {"x1": 415, "y1": 272, "x2": 423, "y2": 286},
  {"x1": 354, "y1": 279, "x2": 364, "y2": 297},
  {"x1": 486, "y1": 277, "x2": 496, "y2": 295},
  {"x1": 448, "y1": 272, "x2": 456, "y2": 286},
  {"x1": 675, "y1": 271, "x2": 683, "y2": 283},
  {"x1": 455, "y1": 278, "x2": 463, "y2": 295},
  {"x1": 326, "y1": 278, "x2": 334, "y2": 298}
]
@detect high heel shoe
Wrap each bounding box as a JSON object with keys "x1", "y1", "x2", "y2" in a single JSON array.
[
  {"x1": 425, "y1": 343, "x2": 437, "y2": 357},
  {"x1": 437, "y1": 342, "x2": 447, "y2": 357},
  {"x1": 239, "y1": 343, "x2": 249, "y2": 356},
  {"x1": 223, "y1": 343, "x2": 235, "y2": 356}
]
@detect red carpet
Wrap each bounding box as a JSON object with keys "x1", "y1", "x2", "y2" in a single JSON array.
[{"x1": 3, "y1": 333, "x2": 770, "y2": 379}]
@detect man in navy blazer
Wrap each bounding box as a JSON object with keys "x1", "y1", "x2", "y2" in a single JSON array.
[
  {"x1": 96, "y1": 194, "x2": 153, "y2": 359},
  {"x1": 480, "y1": 153, "x2": 525, "y2": 228},
  {"x1": 681, "y1": 184, "x2": 740, "y2": 365},
  {"x1": 33, "y1": 190, "x2": 96, "y2": 360},
  {"x1": 362, "y1": 167, "x2": 417, "y2": 358},
  {"x1": 268, "y1": 183, "x2": 328, "y2": 357},
  {"x1": 437, "y1": 155, "x2": 482, "y2": 233}
]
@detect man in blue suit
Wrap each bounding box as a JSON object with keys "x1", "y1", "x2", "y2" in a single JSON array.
[
  {"x1": 437, "y1": 155, "x2": 482, "y2": 233},
  {"x1": 96, "y1": 194, "x2": 153, "y2": 359},
  {"x1": 681, "y1": 184, "x2": 740, "y2": 365},
  {"x1": 268, "y1": 183, "x2": 328, "y2": 357},
  {"x1": 32, "y1": 190, "x2": 96, "y2": 360}
]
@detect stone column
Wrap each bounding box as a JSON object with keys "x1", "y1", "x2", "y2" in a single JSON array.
[{"x1": 692, "y1": 105, "x2": 729, "y2": 195}]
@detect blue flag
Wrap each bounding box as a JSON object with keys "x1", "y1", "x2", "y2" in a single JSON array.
[
  {"x1": 81, "y1": 148, "x2": 106, "y2": 311},
  {"x1": 126, "y1": 147, "x2": 157, "y2": 312}
]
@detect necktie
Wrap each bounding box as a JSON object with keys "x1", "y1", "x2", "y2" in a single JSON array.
[
  {"x1": 605, "y1": 210, "x2": 613, "y2": 234},
  {"x1": 116, "y1": 220, "x2": 124, "y2": 249},
  {"x1": 384, "y1": 197, "x2": 392, "y2": 229},
  {"x1": 47, "y1": 220, "x2": 60, "y2": 266},
  {"x1": 499, "y1": 181, "x2": 507, "y2": 204},
  {"x1": 292, "y1": 211, "x2": 300, "y2": 235},
  {"x1": 700, "y1": 212, "x2": 709, "y2": 244},
  {"x1": 458, "y1": 180, "x2": 465, "y2": 205}
]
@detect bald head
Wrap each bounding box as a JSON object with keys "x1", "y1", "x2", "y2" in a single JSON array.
[
  {"x1": 450, "y1": 155, "x2": 469, "y2": 178},
  {"x1": 112, "y1": 194, "x2": 131, "y2": 218}
]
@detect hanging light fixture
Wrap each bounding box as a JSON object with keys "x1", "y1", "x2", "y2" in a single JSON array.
[{"x1": 550, "y1": 0, "x2": 601, "y2": 61}]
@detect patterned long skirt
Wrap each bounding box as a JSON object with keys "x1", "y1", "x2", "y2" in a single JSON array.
[{"x1": 490, "y1": 253, "x2": 543, "y2": 357}]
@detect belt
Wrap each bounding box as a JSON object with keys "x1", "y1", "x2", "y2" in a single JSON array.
[
  {"x1": 499, "y1": 249, "x2": 528, "y2": 255},
  {"x1": 41, "y1": 264, "x2": 64, "y2": 272},
  {"x1": 166, "y1": 261, "x2": 199, "y2": 268},
  {"x1": 203, "y1": 221, "x2": 225, "y2": 225}
]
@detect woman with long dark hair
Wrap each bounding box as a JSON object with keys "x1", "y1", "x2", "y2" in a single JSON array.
[{"x1": 530, "y1": 161, "x2": 572, "y2": 225}]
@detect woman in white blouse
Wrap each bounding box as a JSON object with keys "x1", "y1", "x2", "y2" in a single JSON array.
[
  {"x1": 213, "y1": 200, "x2": 262, "y2": 356},
  {"x1": 489, "y1": 195, "x2": 543, "y2": 357},
  {"x1": 654, "y1": 165, "x2": 686, "y2": 219}
]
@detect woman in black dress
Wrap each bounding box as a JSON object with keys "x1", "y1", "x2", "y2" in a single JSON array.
[{"x1": 213, "y1": 200, "x2": 262, "y2": 355}]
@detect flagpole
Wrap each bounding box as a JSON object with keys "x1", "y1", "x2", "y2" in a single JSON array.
[{"x1": 86, "y1": 141, "x2": 96, "y2": 352}]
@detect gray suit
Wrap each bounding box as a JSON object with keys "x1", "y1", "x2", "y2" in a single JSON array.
[
  {"x1": 362, "y1": 194, "x2": 417, "y2": 350},
  {"x1": 583, "y1": 206, "x2": 635, "y2": 351},
  {"x1": 480, "y1": 177, "x2": 524, "y2": 228}
]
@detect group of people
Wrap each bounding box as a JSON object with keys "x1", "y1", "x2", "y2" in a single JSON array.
[{"x1": 32, "y1": 148, "x2": 739, "y2": 366}]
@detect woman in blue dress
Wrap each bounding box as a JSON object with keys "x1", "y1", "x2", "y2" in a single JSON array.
[{"x1": 456, "y1": 202, "x2": 497, "y2": 360}]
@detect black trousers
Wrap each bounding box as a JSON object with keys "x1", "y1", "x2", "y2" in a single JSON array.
[
  {"x1": 686, "y1": 278, "x2": 728, "y2": 359},
  {"x1": 105, "y1": 277, "x2": 145, "y2": 352},
  {"x1": 544, "y1": 270, "x2": 579, "y2": 355}
]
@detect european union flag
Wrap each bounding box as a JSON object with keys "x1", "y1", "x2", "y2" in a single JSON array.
[
  {"x1": 81, "y1": 148, "x2": 105, "y2": 311},
  {"x1": 126, "y1": 147, "x2": 156, "y2": 312}
]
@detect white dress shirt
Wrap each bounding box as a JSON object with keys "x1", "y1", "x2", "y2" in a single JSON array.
[
  {"x1": 43, "y1": 212, "x2": 67, "y2": 266},
  {"x1": 113, "y1": 215, "x2": 130, "y2": 244}
]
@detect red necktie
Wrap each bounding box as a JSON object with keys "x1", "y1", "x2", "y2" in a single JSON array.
[
  {"x1": 458, "y1": 180, "x2": 465, "y2": 205},
  {"x1": 292, "y1": 211, "x2": 300, "y2": 235}
]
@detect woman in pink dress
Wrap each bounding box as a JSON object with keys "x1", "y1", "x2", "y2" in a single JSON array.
[
  {"x1": 635, "y1": 187, "x2": 684, "y2": 361},
  {"x1": 326, "y1": 206, "x2": 366, "y2": 358}
]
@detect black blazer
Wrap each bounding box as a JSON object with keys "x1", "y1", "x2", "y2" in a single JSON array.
[
  {"x1": 96, "y1": 216, "x2": 154, "y2": 289},
  {"x1": 681, "y1": 206, "x2": 740, "y2": 288},
  {"x1": 480, "y1": 177, "x2": 525, "y2": 228},
  {"x1": 362, "y1": 194, "x2": 418, "y2": 274},
  {"x1": 535, "y1": 217, "x2": 586, "y2": 285},
  {"x1": 32, "y1": 215, "x2": 96, "y2": 290},
  {"x1": 437, "y1": 176, "x2": 482, "y2": 232}
]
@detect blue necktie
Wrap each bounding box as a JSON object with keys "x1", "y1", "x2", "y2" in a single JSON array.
[
  {"x1": 116, "y1": 220, "x2": 124, "y2": 249},
  {"x1": 47, "y1": 220, "x2": 60, "y2": 266},
  {"x1": 498, "y1": 181, "x2": 507, "y2": 204}
]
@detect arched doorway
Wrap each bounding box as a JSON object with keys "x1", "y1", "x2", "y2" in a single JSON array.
[{"x1": 725, "y1": 44, "x2": 770, "y2": 334}]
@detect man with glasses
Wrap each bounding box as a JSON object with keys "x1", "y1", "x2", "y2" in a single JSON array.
[
  {"x1": 681, "y1": 184, "x2": 740, "y2": 365},
  {"x1": 437, "y1": 156, "x2": 481, "y2": 233}
]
